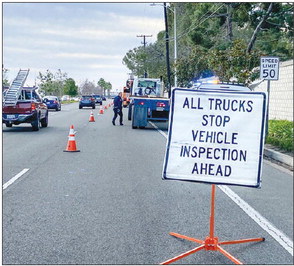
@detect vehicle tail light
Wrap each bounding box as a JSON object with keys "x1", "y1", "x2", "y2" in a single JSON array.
[
  {"x1": 138, "y1": 101, "x2": 145, "y2": 105},
  {"x1": 156, "y1": 102, "x2": 166, "y2": 107},
  {"x1": 31, "y1": 102, "x2": 36, "y2": 111}
]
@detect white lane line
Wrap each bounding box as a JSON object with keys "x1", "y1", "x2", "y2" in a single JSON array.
[
  {"x1": 149, "y1": 122, "x2": 167, "y2": 138},
  {"x1": 150, "y1": 122, "x2": 293, "y2": 256},
  {"x1": 218, "y1": 185, "x2": 293, "y2": 256},
  {"x1": 3, "y1": 168, "x2": 30, "y2": 190}
]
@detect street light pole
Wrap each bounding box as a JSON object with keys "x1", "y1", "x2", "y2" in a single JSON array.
[
  {"x1": 164, "y1": 2, "x2": 172, "y2": 97},
  {"x1": 173, "y1": 5, "x2": 177, "y2": 87},
  {"x1": 151, "y1": 3, "x2": 177, "y2": 88}
]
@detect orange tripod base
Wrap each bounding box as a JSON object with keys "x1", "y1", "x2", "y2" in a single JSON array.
[{"x1": 160, "y1": 232, "x2": 265, "y2": 265}]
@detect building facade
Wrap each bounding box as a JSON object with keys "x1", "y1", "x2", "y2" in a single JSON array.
[{"x1": 250, "y1": 59, "x2": 293, "y2": 121}]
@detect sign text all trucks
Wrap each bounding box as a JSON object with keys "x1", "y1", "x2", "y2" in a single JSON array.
[{"x1": 163, "y1": 89, "x2": 267, "y2": 188}]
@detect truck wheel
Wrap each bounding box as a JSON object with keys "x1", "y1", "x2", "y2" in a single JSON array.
[
  {"x1": 131, "y1": 108, "x2": 137, "y2": 129},
  {"x1": 93, "y1": 105, "x2": 96, "y2": 109},
  {"x1": 79, "y1": 105, "x2": 82, "y2": 109},
  {"x1": 128, "y1": 104, "x2": 132, "y2": 121},
  {"x1": 41, "y1": 112, "x2": 48, "y2": 127},
  {"x1": 31, "y1": 114, "x2": 40, "y2": 131},
  {"x1": 5, "y1": 122, "x2": 12, "y2": 128}
]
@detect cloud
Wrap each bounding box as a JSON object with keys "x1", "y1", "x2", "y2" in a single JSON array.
[
  {"x1": 41, "y1": 27, "x2": 131, "y2": 41},
  {"x1": 56, "y1": 52, "x2": 122, "y2": 60},
  {"x1": 3, "y1": 3, "x2": 165, "y2": 91},
  {"x1": 88, "y1": 64, "x2": 124, "y2": 69}
]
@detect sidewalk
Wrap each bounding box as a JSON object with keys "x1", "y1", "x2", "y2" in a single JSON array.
[{"x1": 264, "y1": 144, "x2": 293, "y2": 170}]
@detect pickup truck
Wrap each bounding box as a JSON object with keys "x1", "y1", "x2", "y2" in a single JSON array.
[{"x1": 2, "y1": 87, "x2": 48, "y2": 131}]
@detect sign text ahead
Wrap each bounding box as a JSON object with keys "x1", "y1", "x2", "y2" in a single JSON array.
[{"x1": 163, "y1": 89, "x2": 267, "y2": 188}]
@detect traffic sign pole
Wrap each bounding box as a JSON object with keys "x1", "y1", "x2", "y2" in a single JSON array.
[
  {"x1": 160, "y1": 184, "x2": 265, "y2": 265},
  {"x1": 266, "y1": 80, "x2": 270, "y2": 137},
  {"x1": 260, "y1": 56, "x2": 279, "y2": 138}
]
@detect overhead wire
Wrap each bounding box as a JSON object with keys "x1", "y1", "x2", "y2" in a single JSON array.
[{"x1": 172, "y1": 3, "x2": 226, "y2": 41}]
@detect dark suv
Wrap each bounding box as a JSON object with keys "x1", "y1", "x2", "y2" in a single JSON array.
[
  {"x1": 92, "y1": 94, "x2": 103, "y2": 105},
  {"x1": 79, "y1": 96, "x2": 95, "y2": 109}
]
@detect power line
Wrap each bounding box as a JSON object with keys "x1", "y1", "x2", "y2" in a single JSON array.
[
  {"x1": 137, "y1": 34, "x2": 153, "y2": 48},
  {"x1": 169, "y1": 3, "x2": 226, "y2": 42}
]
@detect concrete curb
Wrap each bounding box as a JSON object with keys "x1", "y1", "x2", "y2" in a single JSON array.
[{"x1": 264, "y1": 147, "x2": 293, "y2": 169}]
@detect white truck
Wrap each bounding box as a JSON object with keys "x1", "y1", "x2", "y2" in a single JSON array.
[{"x1": 128, "y1": 78, "x2": 170, "y2": 129}]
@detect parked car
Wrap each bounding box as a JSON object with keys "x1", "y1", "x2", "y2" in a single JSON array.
[
  {"x1": 61, "y1": 95, "x2": 70, "y2": 101},
  {"x1": 102, "y1": 96, "x2": 106, "y2": 101},
  {"x1": 79, "y1": 95, "x2": 95, "y2": 109},
  {"x1": 92, "y1": 94, "x2": 103, "y2": 105},
  {"x1": 43, "y1": 96, "x2": 61, "y2": 111},
  {"x1": 3, "y1": 87, "x2": 48, "y2": 131}
]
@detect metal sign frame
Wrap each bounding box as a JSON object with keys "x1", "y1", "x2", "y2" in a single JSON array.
[{"x1": 163, "y1": 88, "x2": 267, "y2": 188}]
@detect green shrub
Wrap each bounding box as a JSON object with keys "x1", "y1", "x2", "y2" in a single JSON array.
[{"x1": 266, "y1": 120, "x2": 293, "y2": 152}]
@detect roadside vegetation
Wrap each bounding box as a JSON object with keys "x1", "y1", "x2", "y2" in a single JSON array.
[
  {"x1": 123, "y1": 3, "x2": 293, "y2": 87},
  {"x1": 266, "y1": 120, "x2": 293, "y2": 152}
]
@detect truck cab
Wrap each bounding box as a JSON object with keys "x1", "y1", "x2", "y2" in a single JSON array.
[
  {"x1": 128, "y1": 77, "x2": 170, "y2": 129},
  {"x1": 131, "y1": 78, "x2": 163, "y2": 97}
]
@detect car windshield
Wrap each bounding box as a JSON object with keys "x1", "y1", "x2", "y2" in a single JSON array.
[
  {"x1": 137, "y1": 80, "x2": 157, "y2": 89},
  {"x1": 45, "y1": 96, "x2": 58, "y2": 100},
  {"x1": 18, "y1": 90, "x2": 38, "y2": 100},
  {"x1": 82, "y1": 96, "x2": 92, "y2": 100}
]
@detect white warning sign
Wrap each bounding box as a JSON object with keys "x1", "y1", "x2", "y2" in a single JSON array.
[
  {"x1": 260, "y1": 56, "x2": 279, "y2": 80},
  {"x1": 163, "y1": 88, "x2": 267, "y2": 188}
]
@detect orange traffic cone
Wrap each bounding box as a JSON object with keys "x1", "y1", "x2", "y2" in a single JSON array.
[
  {"x1": 99, "y1": 107, "x2": 104, "y2": 114},
  {"x1": 89, "y1": 111, "x2": 95, "y2": 122},
  {"x1": 64, "y1": 125, "x2": 80, "y2": 152},
  {"x1": 104, "y1": 105, "x2": 108, "y2": 110},
  {"x1": 108, "y1": 103, "x2": 111, "y2": 107}
]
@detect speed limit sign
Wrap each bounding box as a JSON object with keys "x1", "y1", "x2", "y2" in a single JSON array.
[{"x1": 260, "y1": 56, "x2": 279, "y2": 80}]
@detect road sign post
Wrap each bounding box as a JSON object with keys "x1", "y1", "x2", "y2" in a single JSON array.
[
  {"x1": 160, "y1": 87, "x2": 267, "y2": 264},
  {"x1": 260, "y1": 56, "x2": 280, "y2": 137}
]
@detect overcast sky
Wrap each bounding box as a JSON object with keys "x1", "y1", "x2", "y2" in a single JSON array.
[{"x1": 3, "y1": 2, "x2": 165, "y2": 93}]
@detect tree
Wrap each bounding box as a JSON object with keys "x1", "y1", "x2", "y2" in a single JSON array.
[
  {"x1": 54, "y1": 69, "x2": 68, "y2": 97},
  {"x1": 64, "y1": 78, "x2": 78, "y2": 97},
  {"x1": 123, "y1": 2, "x2": 293, "y2": 86},
  {"x1": 37, "y1": 70, "x2": 55, "y2": 95},
  {"x1": 97, "y1": 78, "x2": 112, "y2": 96},
  {"x1": 2, "y1": 67, "x2": 10, "y2": 87},
  {"x1": 79, "y1": 79, "x2": 95, "y2": 95},
  {"x1": 37, "y1": 69, "x2": 68, "y2": 96}
]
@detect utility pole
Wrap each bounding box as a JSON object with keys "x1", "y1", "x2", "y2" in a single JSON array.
[
  {"x1": 164, "y1": 3, "x2": 172, "y2": 98},
  {"x1": 137, "y1": 34, "x2": 152, "y2": 78}
]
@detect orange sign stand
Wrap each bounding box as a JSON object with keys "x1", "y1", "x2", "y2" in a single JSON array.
[{"x1": 160, "y1": 185, "x2": 265, "y2": 265}]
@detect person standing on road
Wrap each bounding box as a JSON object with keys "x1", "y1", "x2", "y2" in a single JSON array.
[{"x1": 112, "y1": 92, "x2": 123, "y2": 126}]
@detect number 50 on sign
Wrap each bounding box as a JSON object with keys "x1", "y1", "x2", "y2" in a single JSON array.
[{"x1": 260, "y1": 56, "x2": 279, "y2": 80}]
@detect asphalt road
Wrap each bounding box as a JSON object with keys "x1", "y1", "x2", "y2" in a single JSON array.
[{"x1": 2, "y1": 100, "x2": 293, "y2": 264}]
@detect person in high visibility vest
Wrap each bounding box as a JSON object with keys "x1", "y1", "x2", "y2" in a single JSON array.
[{"x1": 112, "y1": 92, "x2": 123, "y2": 126}]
